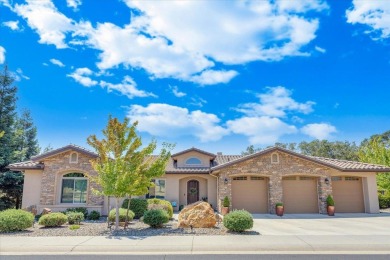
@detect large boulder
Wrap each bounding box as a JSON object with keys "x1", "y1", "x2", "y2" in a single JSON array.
[
  {"x1": 178, "y1": 201, "x2": 216, "y2": 228},
  {"x1": 41, "y1": 208, "x2": 52, "y2": 216}
]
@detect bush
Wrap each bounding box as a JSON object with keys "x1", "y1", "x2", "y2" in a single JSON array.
[
  {"x1": 122, "y1": 198, "x2": 148, "y2": 219},
  {"x1": 69, "y1": 224, "x2": 80, "y2": 230},
  {"x1": 223, "y1": 196, "x2": 230, "y2": 207},
  {"x1": 378, "y1": 192, "x2": 390, "y2": 209},
  {"x1": 223, "y1": 210, "x2": 253, "y2": 232},
  {"x1": 88, "y1": 210, "x2": 101, "y2": 220},
  {"x1": 0, "y1": 209, "x2": 34, "y2": 232},
  {"x1": 108, "y1": 208, "x2": 135, "y2": 222},
  {"x1": 143, "y1": 209, "x2": 169, "y2": 228},
  {"x1": 38, "y1": 213, "x2": 68, "y2": 227},
  {"x1": 147, "y1": 199, "x2": 173, "y2": 218},
  {"x1": 65, "y1": 207, "x2": 88, "y2": 218},
  {"x1": 326, "y1": 195, "x2": 335, "y2": 207},
  {"x1": 275, "y1": 202, "x2": 283, "y2": 207},
  {"x1": 66, "y1": 211, "x2": 84, "y2": 224}
]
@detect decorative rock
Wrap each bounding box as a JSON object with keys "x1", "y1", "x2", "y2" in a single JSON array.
[
  {"x1": 178, "y1": 201, "x2": 216, "y2": 228},
  {"x1": 41, "y1": 208, "x2": 52, "y2": 215}
]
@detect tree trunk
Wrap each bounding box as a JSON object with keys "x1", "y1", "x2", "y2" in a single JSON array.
[
  {"x1": 107, "y1": 196, "x2": 110, "y2": 226},
  {"x1": 115, "y1": 197, "x2": 120, "y2": 230},
  {"x1": 125, "y1": 195, "x2": 131, "y2": 227}
]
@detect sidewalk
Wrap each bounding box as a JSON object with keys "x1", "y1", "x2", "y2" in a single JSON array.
[{"x1": 2, "y1": 234, "x2": 390, "y2": 255}]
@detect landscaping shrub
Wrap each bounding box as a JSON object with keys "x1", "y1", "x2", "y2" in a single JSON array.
[
  {"x1": 108, "y1": 208, "x2": 135, "y2": 222},
  {"x1": 88, "y1": 210, "x2": 101, "y2": 220},
  {"x1": 69, "y1": 224, "x2": 80, "y2": 230},
  {"x1": 65, "y1": 207, "x2": 88, "y2": 218},
  {"x1": 0, "y1": 209, "x2": 34, "y2": 232},
  {"x1": 147, "y1": 199, "x2": 173, "y2": 218},
  {"x1": 143, "y1": 209, "x2": 169, "y2": 228},
  {"x1": 223, "y1": 210, "x2": 253, "y2": 232},
  {"x1": 122, "y1": 198, "x2": 148, "y2": 219},
  {"x1": 38, "y1": 213, "x2": 68, "y2": 227},
  {"x1": 66, "y1": 211, "x2": 84, "y2": 224},
  {"x1": 326, "y1": 195, "x2": 335, "y2": 206},
  {"x1": 223, "y1": 196, "x2": 230, "y2": 207},
  {"x1": 378, "y1": 192, "x2": 390, "y2": 209},
  {"x1": 148, "y1": 203, "x2": 170, "y2": 214}
]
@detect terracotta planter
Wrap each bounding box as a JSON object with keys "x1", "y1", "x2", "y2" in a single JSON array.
[
  {"x1": 221, "y1": 207, "x2": 229, "y2": 216},
  {"x1": 327, "y1": 206, "x2": 335, "y2": 216},
  {"x1": 276, "y1": 206, "x2": 284, "y2": 217}
]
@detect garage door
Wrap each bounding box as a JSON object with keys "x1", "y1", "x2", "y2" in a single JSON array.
[
  {"x1": 332, "y1": 176, "x2": 365, "y2": 213},
  {"x1": 283, "y1": 176, "x2": 319, "y2": 213},
  {"x1": 232, "y1": 176, "x2": 268, "y2": 213}
]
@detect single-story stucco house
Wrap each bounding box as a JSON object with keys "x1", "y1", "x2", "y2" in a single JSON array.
[{"x1": 8, "y1": 144, "x2": 390, "y2": 215}]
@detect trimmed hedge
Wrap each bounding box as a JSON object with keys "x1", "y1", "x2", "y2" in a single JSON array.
[
  {"x1": 108, "y1": 208, "x2": 135, "y2": 222},
  {"x1": 143, "y1": 209, "x2": 169, "y2": 228},
  {"x1": 147, "y1": 199, "x2": 173, "y2": 218},
  {"x1": 38, "y1": 213, "x2": 68, "y2": 227},
  {"x1": 65, "y1": 207, "x2": 88, "y2": 218},
  {"x1": 223, "y1": 210, "x2": 253, "y2": 232},
  {"x1": 88, "y1": 210, "x2": 101, "y2": 220},
  {"x1": 122, "y1": 198, "x2": 148, "y2": 219},
  {"x1": 0, "y1": 209, "x2": 34, "y2": 232},
  {"x1": 66, "y1": 211, "x2": 84, "y2": 224},
  {"x1": 378, "y1": 192, "x2": 390, "y2": 209}
]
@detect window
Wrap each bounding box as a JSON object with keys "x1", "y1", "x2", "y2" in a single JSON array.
[
  {"x1": 345, "y1": 177, "x2": 360, "y2": 181},
  {"x1": 331, "y1": 176, "x2": 342, "y2": 181},
  {"x1": 185, "y1": 157, "x2": 202, "y2": 165},
  {"x1": 271, "y1": 153, "x2": 279, "y2": 164},
  {"x1": 146, "y1": 179, "x2": 166, "y2": 199},
  {"x1": 300, "y1": 176, "x2": 315, "y2": 180},
  {"x1": 250, "y1": 176, "x2": 264, "y2": 180},
  {"x1": 283, "y1": 176, "x2": 296, "y2": 180},
  {"x1": 233, "y1": 176, "x2": 247, "y2": 181},
  {"x1": 69, "y1": 152, "x2": 78, "y2": 163},
  {"x1": 61, "y1": 173, "x2": 87, "y2": 203}
]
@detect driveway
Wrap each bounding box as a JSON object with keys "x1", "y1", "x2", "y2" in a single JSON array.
[{"x1": 251, "y1": 212, "x2": 390, "y2": 235}]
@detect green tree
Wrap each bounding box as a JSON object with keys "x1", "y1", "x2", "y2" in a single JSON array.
[
  {"x1": 298, "y1": 140, "x2": 359, "y2": 160},
  {"x1": 0, "y1": 131, "x2": 4, "y2": 138},
  {"x1": 87, "y1": 117, "x2": 173, "y2": 230},
  {"x1": 359, "y1": 137, "x2": 390, "y2": 192},
  {"x1": 241, "y1": 145, "x2": 262, "y2": 155}
]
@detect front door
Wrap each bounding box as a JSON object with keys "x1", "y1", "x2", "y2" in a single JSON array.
[{"x1": 187, "y1": 180, "x2": 199, "y2": 204}]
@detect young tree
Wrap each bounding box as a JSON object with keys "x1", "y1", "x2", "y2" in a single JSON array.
[{"x1": 87, "y1": 117, "x2": 173, "y2": 230}]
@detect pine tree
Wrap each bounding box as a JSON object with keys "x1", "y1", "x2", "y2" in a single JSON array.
[{"x1": 13, "y1": 109, "x2": 39, "y2": 162}]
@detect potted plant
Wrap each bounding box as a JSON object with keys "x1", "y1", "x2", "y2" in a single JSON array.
[
  {"x1": 221, "y1": 196, "x2": 230, "y2": 215},
  {"x1": 326, "y1": 195, "x2": 335, "y2": 216},
  {"x1": 275, "y1": 202, "x2": 284, "y2": 217}
]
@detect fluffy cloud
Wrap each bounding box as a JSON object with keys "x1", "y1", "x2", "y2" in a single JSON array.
[
  {"x1": 301, "y1": 123, "x2": 337, "y2": 139},
  {"x1": 50, "y1": 58, "x2": 65, "y2": 67},
  {"x1": 2, "y1": 20, "x2": 21, "y2": 31},
  {"x1": 190, "y1": 70, "x2": 238, "y2": 85},
  {"x1": 236, "y1": 86, "x2": 315, "y2": 117},
  {"x1": 0, "y1": 46, "x2": 5, "y2": 64},
  {"x1": 67, "y1": 0, "x2": 82, "y2": 11},
  {"x1": 14, "y1": 0, "x2": 75, "y2": 48},
  {"x1": 99, "y1": 76, "x2": 156, "y2": 99},
  {"x1": 227, "y1": 116, "x2": 297, "y2": 145},
  {"x1": 347, "y1": 1, "x2": 390, "y2": 40},
  {"x1": 67, "y1": 67, "x2": 97, "y2": 87},
  {"x1": 170, "y1": 85, "x2": 186, "y2": 98},
  {"x1": 127, "y1": 103, "x2": 229, "y2": 142}
]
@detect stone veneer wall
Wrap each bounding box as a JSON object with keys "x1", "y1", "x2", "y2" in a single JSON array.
[
  {"x1": 39, "y1": 151, "x2": 104, "y2": 206},
  {"x1": 216, "y1": 151, "x2": 333, "y2": 214}
]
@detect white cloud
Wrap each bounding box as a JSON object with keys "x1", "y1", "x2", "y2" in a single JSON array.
[
  {"x1": 236, "y1": 86, "x2": 315, "y2": 117},
  {"x1": 189, "y1": 96, "x2": 207, "y2": 108},
  {"x1": 99, "y1": 76, "x2": 156, "y2": 99},
  {"x1": 0, "y1": 46, "x2": 5, "y2": 64},
  {"x1": 67, "y1": 67, "x2": 98, "y2": 87},
  {"x1": 127, "y1": 103, "x2": 229, "y2": 142},
  {"x1": 227, "y1": 116, "x2": 297, "y2": 145},
  {"x1": 67, "y1": 0, "x2": 82, "y2": 11},
  {"x1": 315, "y1": 46, "x2": 326, "y2": 53},
  {"x1": 190, "y1": 70, "x2": 238, "y2": 85},
  {"x1": 170, "y1": 85, "x2": 186, "y2": 98},
  {"x1": 0, "y1": 0, "x2": 12, "y2": 9},
  {"x1": 301, "y1": 123, "x2": 337, "y2": 139},
  {"x1": 2, "y1": 20, "x2": 21, "y2": 31},
  {"x1": 346, "y1": 1, "x2": 390, "y2": 40},
  {"x1": 14, "y1": 0, "x2": 75, "y2": 48},
  {"x1": 50, "y1": 58, "x2": 65, "y2": 67}
]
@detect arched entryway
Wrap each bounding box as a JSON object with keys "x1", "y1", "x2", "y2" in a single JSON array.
[{"x1": 187, "y1": 180, "x2": 199, "y2": 204}]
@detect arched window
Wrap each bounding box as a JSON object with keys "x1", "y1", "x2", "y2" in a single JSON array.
[
  {"x1": 185, "y1": 157, "x2": 202, "y2": 165},
  {"x1": 69, "y1": 152, "x2": 78, "y2": 163},
  {"x1": 271, "y1": 153, "x2": 279, "y2": 164},
  {"x1": 61, "y1": 173, "x2": 87, "y2": 204}
]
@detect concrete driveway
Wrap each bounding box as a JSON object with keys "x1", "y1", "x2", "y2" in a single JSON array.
[{"x1": 251, "y1": 212, "x2": 390, "y2": 235}]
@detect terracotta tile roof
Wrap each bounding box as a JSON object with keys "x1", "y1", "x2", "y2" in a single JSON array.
[
  {"x1": 171, "y1": 147, "x2": 216, "y2": 158},
  {"x1": 165, "y1": 157, "x2": 210, "y2": 174},
  {"x1": 8, "y1": 161, "x2": 44, "y2": 170},
  {"x1": 309, "y1": 156, "x2": 390, "y2": 172},
  {"x1": 31, "y1": 144, "x2": 98, "y2": 161}
]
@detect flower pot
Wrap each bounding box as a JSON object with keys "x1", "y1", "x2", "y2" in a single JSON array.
[
  {"x1": 276, "y1": 206, "x2": 284, "y2": 217},
  {"x1": 221, "y1": 207, "x2": 229, "y2": 215},
  {"x1": 327, "y1": 206, "x2": 335, "y2": 216}
]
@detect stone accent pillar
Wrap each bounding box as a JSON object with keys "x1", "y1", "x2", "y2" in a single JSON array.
[
  {"x1": 217, "y1": 171, "x2": 232, "y2": 212},
  {"x1": 318, "y1": 175, "x2": 332, "y2": 214},
  {"x1": 269, "y1": 175, "x2": 282, "y2": 214}
]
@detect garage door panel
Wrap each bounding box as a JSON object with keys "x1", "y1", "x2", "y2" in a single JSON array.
[
  {"x1": 283, "y1": 176, "x2": 318, "y2": 213},
  {"x1": 332, "y1": 176, "x2": 364, "y2": 213},
  {"x1": 232, "y1": 176, "x2": 268, "y2": 213}
]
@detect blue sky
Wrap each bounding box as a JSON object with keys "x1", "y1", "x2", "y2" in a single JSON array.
[{"x1": 1, "y1": 0, "x2": 389, "y2": 154}]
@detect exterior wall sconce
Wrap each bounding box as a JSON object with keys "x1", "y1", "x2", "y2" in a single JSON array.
[
  {"x1": 224, "y1": 178, "x2": 228, "y2": 185},
  {"x1": 324, "y1": 178, "x2": 330, "y2": 185}
]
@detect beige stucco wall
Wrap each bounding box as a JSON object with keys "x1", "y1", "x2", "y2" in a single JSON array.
[
  {"x1": 174, "y1": 151, "x2": 212, "y2": 167},
  {"x1": 21, "y1": 169, "x2": 43, "y2": 210}
]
